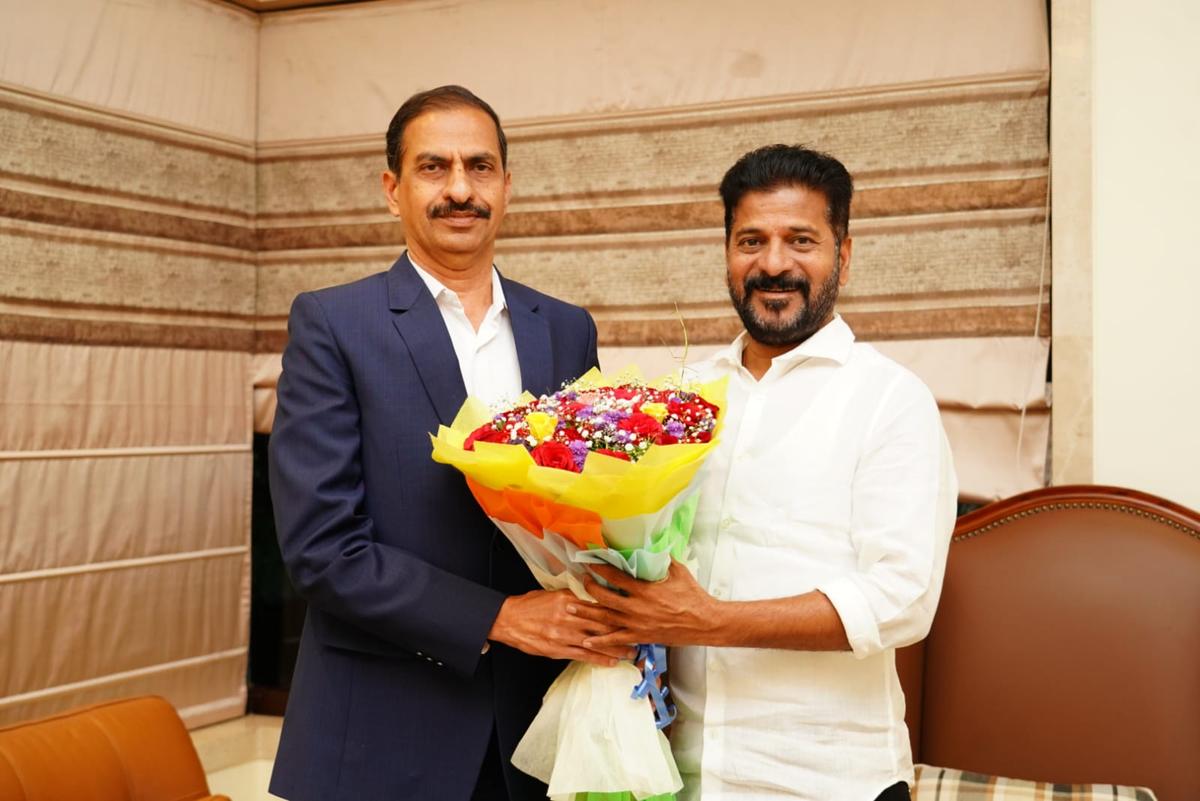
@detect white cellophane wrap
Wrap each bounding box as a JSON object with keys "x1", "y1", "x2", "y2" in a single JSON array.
[
  {"x1": 513, "y1": 660, "x2": 680, "y2": 800},
  {"x1": 489, "y1": 514, "x2": 690, "y2": 800}
]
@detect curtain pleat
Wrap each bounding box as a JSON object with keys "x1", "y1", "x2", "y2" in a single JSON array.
[{"x1": 0, "y1": 342, "x2": 251, "y2": 728}]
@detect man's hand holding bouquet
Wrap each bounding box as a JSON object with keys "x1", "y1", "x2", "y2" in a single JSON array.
[{"x1": 431, "y1": 367, "x2": 725, "y2": 801}]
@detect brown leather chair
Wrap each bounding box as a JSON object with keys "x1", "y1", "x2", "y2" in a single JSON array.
[
  {"x1": 0, "y1": 695, "x2": 229, "y2": 801},
  {"x1": 897, "y1": 485, "x2": 1200, "y2": 801}
]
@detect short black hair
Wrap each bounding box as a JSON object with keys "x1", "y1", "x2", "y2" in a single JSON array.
[
  {"x1": 719, "y1": 144, "x2": 853, "y2": 245},
  {"x1": 385, "y1": 85, "x2": 508, "y2": 174}
]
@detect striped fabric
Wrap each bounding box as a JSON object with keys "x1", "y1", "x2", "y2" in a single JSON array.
[{"x1": 913, "y1": 765, "x2": 1158, "y2": 801}]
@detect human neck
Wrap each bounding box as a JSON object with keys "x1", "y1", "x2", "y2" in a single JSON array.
[
  {"x1": 409, "y1": 246, "x2": 495, "y2": 330},
  {"x1": 741, "y1": 339, "x2": 796, "y2": 380},
  {"x1": 740, "y1": 315, "x2": 833, "y2": 380}
]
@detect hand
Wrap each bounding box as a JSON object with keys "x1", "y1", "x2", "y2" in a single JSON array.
[
  {"x1": 574, "y1": 560, "x2": 722, "y2": 649},
  {"x1": 487, "y1": 588, "x2": 636, "y2": 666}
]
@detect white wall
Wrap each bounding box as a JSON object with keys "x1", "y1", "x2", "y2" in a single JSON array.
[{"x1": 1092, "y1": 0, "x2": 1200, "y2": 508}]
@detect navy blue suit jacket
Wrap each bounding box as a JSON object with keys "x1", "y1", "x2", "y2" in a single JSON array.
[{"x1": 268, "y1": 254, "x2": 599, "y2": 801}]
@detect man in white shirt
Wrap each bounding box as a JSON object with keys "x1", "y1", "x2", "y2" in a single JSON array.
[
  {"x1": 578, "y1": 145, "x2": 958, "y2": 800},
  {"x1": 268, "y1": 86, "x2": 626, "y2": 801}
]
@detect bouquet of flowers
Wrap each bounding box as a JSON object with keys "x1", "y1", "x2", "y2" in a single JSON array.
[{"x1": 431, "y1": 367, "x2": 725, "y2": 801}]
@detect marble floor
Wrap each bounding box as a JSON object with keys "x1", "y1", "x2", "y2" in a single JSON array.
[{"x1": 190, "y1": 714, "x2": 284, "y2": 800}]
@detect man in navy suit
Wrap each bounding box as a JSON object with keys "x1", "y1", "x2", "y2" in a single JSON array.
[{"x1": 268, "y1": 85, "x2": 626, "y2": 801}]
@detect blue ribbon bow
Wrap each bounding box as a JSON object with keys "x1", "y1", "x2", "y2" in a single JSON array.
[{"x1": 631, "y1": 643, "x2": 676, "y2": 729}]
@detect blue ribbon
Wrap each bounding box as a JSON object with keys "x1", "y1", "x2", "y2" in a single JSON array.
[{"x1": 631, "y1": 643, "x2": 676, "y2": 729}]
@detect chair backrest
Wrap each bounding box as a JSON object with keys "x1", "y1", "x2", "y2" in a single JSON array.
[
  {"x1": 0, "y1": 695, "x2": 217, "y2": 801},
  {"x1": 914, "y1": 485, "x2": 1200, "y2": 801}
]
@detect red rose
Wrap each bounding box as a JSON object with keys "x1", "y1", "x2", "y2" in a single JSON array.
[
  {"x1": 695, "y1": 431, "x2": 712, "y2": 443},
  {"x1": 667, "y1": 399, "x2": 698, "y2": 421},
  {"x1": 464, "y1": 424, "x2": 508, "y2": 451},
  {"x1": 594, "y1": 448, "x2": 632, "y2": 461},
  {"x1": 668, "y1": 395, "x2": 719, "y2": 423},
  {"x1": 558, "y1": 427, "x2": 585, "y2": 442},
  {"x1": 618, "y1": 412, "x2": 663, "y2": 439},
  {"x1": 612, "y1": 386, "x2": 641, "y2": 400},
  {"x1": 531, "y1": 441, "x2": 580, "y2": 472},
  {"x1": 654, "y1": 433, "x2": 679, "y2": 445},
  {"x1": 694, "y1": 397, "x2": 720, "y2": 417}
]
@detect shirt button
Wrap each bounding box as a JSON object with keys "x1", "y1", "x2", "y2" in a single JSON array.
[{"x1": 719, "y1": 517, "x2": 733, "y2": 531}]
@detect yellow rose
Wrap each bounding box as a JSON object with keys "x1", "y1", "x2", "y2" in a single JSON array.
[
  {"x1": 525, "y1": 411, "x2": 559, "y2": 442},
  {"x1": 640, "y1": 402, "x2": 668, "y2": 423}
]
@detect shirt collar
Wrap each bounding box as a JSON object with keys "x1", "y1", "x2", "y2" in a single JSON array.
[
  {"x1": 409, "y1": 253, "x2": 507, "y2": 311},
  {"x1": 713, "y1": 314, "x2": 856, "y2": 371}
]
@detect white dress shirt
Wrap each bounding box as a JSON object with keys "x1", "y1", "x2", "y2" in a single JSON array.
[
  {"x1": 410, "y1": 257, "x2": 522, "y2": 408},
  {"x1": 672, "y1": 315, "x2": 958, "y2": 801}
]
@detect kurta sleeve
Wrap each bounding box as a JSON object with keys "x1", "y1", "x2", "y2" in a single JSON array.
[{"x1": 815, "y1": 374, "x2": 958, "y2": 658}]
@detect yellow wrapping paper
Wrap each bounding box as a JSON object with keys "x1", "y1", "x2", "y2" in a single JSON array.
[{"x1": 430, "y1": 368, "x2": 727, "y2": 520}]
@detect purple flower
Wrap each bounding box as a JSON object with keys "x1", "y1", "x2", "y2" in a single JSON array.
[
  {"x1": 665, "y1": 420, "x2": 685, "y2": 438},
  {"x1": 568, "y1": 439, "x2": 590, "y2": 471}
]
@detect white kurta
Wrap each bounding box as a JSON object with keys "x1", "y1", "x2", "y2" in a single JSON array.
[{"x1": 672, "y1": 315, "x2": 958, "y2": 800}]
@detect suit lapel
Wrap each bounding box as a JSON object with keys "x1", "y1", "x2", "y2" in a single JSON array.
[
  {"x1": 503, "y1": 276, "x2": 554, "y2": 397},
  {"x1": 388, "y1": 254, "x2": 467, "y2": 425}
]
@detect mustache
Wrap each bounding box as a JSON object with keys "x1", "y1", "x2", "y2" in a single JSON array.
[
  {"x1": 743, "y1": 272, "x2": 810, "y2": 298},
  {"x1": 429, "y1": 200, "x2": 491, "y2": 219}
]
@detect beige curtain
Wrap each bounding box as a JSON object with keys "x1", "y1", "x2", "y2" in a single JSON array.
[
  {"x1": 1, "y1": 0, "x2": 257, "y2": 728},
  {"x1": 0, "y1": 0, "x2": 257, "y2": 140},
  {"x1": 257, "y1": 0, "x2": 1048, "y2": 141},
  {"x1": 0, "y1": 342, "x2": 251, "y2": 728}
]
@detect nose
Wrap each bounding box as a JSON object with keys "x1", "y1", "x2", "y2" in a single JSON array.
[
  {"x1": 445, "y1": 161, "x2": 472, "y2": 204},
  {"x1": 760, "y1": 239, "x2": 789, "y2": 275}
]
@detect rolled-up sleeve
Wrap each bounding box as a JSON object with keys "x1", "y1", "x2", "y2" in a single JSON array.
[{"x1": 815, "y1": 374, "x2": 958, "y2": 658}]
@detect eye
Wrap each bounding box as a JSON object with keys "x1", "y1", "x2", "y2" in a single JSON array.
[
  {"x1": 738, "y1": 237, "x2": 762, "y2": 249},
  {"x1": 419, "y1": 162, "x2": 445, "y2": 174}
]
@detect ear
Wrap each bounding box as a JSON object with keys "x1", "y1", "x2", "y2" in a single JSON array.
[
  {"x1": 836, "y1": 235, "x2": 852, "y2": 287},
  {"x1": 381, "y1": 170, "x2": 402, "y2": 218},
  {"x1": 503, "y1": 169, "x2": 513, "y2": 206}
]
